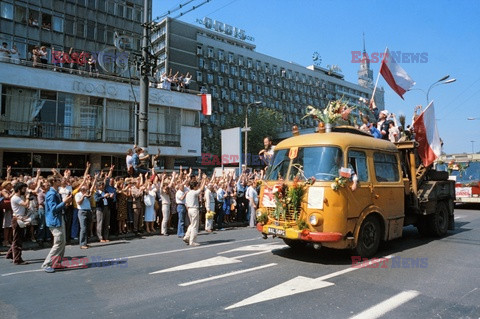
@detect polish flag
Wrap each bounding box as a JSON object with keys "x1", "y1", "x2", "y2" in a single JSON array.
[
  {"x1": 201, "y1": 94, "x2": 212, "y2": 116},
  {"x1": 413, "y1": 101, "x2": 442, "y2": 167},
  {"x1": 380, "y1": 48, "x2": 416, "y2": 99}
]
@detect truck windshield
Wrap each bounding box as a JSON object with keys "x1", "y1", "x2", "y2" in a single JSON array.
[
  {"x1": 265, "y1": 149, "x2": 290, "y2": 180},
  {"x1": 290, "y1": 146, "x2": 343, "y2": 181},
  {"x1": 265, "y1": 146, "x2": 343, "y2": 181}
]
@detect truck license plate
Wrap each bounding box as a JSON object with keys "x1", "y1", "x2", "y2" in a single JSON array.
[{"x1": 268, "y1": 227, "x2": 285, "y2": 236}]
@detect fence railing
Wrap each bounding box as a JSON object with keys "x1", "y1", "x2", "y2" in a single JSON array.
[{"x1": 1, "y1": 120, "x2": 180, "y2": 146}]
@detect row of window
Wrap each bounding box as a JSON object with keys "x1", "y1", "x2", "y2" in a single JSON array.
[{"x1": 0, "y1": 0, "x2": 143, "y2": 25}]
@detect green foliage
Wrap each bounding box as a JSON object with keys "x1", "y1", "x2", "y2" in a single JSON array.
[
  {"x1": 296, "y1": 219, "x2": 309, "y2": 231},
  {"x1": 225, "y1": 107, "x2": 283, "y2": 161},
  {"x1": 257, "y1": 212, "x2": 269, "y2": 224}
]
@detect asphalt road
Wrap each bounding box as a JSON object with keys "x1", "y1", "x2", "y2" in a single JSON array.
[{"x1": 1, "y1": 207, "x2": 480, "y2": 319}]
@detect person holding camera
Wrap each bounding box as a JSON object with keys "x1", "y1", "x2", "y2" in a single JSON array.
[
  {"x1": 41, "y1": 176, "x2": 73, "y2": 273},
  {"x1": 6, "y1": 183, "x2": 31, "y2": 265}
]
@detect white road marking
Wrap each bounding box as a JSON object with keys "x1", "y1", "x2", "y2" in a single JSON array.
[
  {"x1": 1, "y1": 238, "x2": 259, "y2": 277},
  {"x1": 225, "y1": 276, "x2": 335, "y2": 310},
  {"x1": 149, "y1": 256, "x2": 241, "y2": 274},
  {"x1": 225, "y1": 255, "x2": 394, "y2": 310},
  {"x1": 218, "y1": 243, "x2": 286, "y2": 254},
  {"x1": 349, "y1": 290, "x2": 420, "y2": 319},
  {"x1": 179, "y1": 263, "x2": 277, "y2": 287},
  {"x1": 150, "y1": 244, "x2": 286, "y2": 275}
]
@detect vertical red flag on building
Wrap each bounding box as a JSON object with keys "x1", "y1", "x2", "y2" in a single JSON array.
[
  {"x1": 413, "y1": 101, "x2": 442, "y2": 167},
  {"x1": 380, "y1": 48, "x2": 416, "y2": 99},
  {"x1": 201, "y1": 94, "x2": 212, "y2": 115}
]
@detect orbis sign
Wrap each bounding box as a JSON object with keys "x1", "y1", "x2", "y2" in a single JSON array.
[{"x1": 196, "y1": 17, "x2": 254, "y2": 42}]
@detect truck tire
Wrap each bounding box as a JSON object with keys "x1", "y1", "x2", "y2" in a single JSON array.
[
  {"x1": 282, "y1": 238, "x2": 308, "y2": 249},
  {"x1": 354, "y1": 215, "x2": 381, "y2": 258},
  {"x1": 428, "y1": 201, "x2": 449, "y2": 236}
]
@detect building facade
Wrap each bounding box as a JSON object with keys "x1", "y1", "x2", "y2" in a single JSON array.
[
  {"x1": 0, "y1": 0, "x2": 202, "y2": 176},
  {"x1": 151, "y1": 17, "x2": 385, "y2": 153}
]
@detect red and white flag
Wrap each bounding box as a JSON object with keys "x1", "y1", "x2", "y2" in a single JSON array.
[
  {"x1": 201, "y1": 94, "x2": 212, "y2": 116},
  {"x1": 413, "y1": 101, "x2": 442, "y2": 167},
  {"x1": 380, "y1": 48, "x2": 416, "y2": 99}
]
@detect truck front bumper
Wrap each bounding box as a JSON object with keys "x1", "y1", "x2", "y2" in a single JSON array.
[{"x1": 257, "y1": 224, "x2": 343, "y2": 242}]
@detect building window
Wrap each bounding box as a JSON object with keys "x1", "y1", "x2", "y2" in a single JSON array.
[
  {"x1": 182, "y1": 110, "x2": 199, "y2": 127},
  {"x1": 86, "y1": 21, "x2": 95, "y2": 40},
  {"x1": 107, "y1": 1, "x2": 115, "y2": 14},
  {"x1": 52, "y1": 16, "x2": 64, "y2": 32},
  {"x1": 98, "y1": 0, "x2": 106, "y2": 12},
  {"x1": 88, "y1": 0, "x2": 96, "y2": 9},
  {"x1": 207, "y1": 47, "x2": 214, "y2": 58},
  {"x1": 207, "y1": 73, "x2": 214, "y2": 84},
  {"x1": 65, "y1": 15, "x2": 74, "y2": 35},
  {"x1": 196, "y1": 45, "x2": 202, "y2": 55},
  {"x1": 116, "y1": 3, "x2": 125, "y2": 17},
  {"x1": 218, "y1": 50, "x2": 224, "y2": 61},
  {"x1": 0, "y1": 2, "x2": 13, "y2": 20},
  {"x1": 97, "y1": 24, "x2": 105, "y2": 42},
  {"x1": 237, "y1": 80, "x2": 243, "y2": 90},
  {"x1": 196, "y1": 71, "x2": 203, "y2": 82},
  {"x1": 198, "y1": 57, "x2": 204, "y2": 69},
  {"x1": 28, "y1": 9, "x2": 39, "y2": 27},
  {"x1": 228, "y1": 52, "x2": 234, "y2": 63},
  {"x1": 14, "y1": 5, "x2": 26, "y2": 23},
  {"x1": 125, "y1": 3, "x2": 133, "y2": 20},
  {"x1": 218, "y1": 76, "x2": 224, "y2": 86},
  {"x1": 76, "y1": 19, "x2": 85, "y2": 37},
  {"x1": 228, "y1": 78, "x2": 234, "y2": 89},
  {"x1": 134, "y1": 9, "x2": 142, "y2": 22}
]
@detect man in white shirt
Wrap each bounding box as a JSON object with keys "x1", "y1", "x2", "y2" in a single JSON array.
[
  {"x1": 75, "y1": 184, "x2": 93, "y2": 249},
  {"x1": 204, "y1": 183, "x2": 215, "y2": 232},
  {"x1": 183, "y1": 177, "x2": 207, "y2": 246},
  {"x1": 6, "y1": 183, "x2": 30, "y2": 265},
  {"x1": 245, "y1": 181, "x2": 259, "y2": 228}
]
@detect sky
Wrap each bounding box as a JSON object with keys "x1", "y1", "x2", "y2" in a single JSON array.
[{"x1": 152, "y1": 0, "x2": 480, "y2": 154}]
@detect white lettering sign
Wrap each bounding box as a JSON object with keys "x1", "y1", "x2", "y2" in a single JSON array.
[
  {"x1": 196, "y1": 17, "x2": 254, "y2": 42},
  {"x1": 73, "y1": 81, "x2": 118, "y2": 97},
  {"x1": 456, "y1": 187, "x2": 472, "y2": 198}
]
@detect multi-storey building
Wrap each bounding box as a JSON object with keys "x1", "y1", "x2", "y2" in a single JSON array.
[
  {"x1": 151, "y1": 17, "x2": 385, "y2": 153},
  {"x1": 0, "y1": 0, "x2": 201, "y2": 176}
]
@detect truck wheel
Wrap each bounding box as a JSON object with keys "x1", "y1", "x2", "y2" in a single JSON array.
[
  {"x1": 429, "y1": 201, "x2": 449, "y2": 236},
  {"x1": 283, "y1": 238, "x2": 307, "y2": 249},
  {"x1": 355, "y1": 215, "x2": 381, "y2": 258}
]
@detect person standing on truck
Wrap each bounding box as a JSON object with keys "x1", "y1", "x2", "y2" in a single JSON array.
[
  {"x1": 259, "y1": 136, "x2": 276, "y2": 167},
  {"x1": 377, "y1": 110, "x2": 390, "y2": 140}
]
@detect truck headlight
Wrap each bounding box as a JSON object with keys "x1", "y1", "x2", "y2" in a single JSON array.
[{"x1": 309, "y1": 215, "x2": 318, "y2": 226}]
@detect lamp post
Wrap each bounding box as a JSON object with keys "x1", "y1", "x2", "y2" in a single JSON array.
[
  {"x1": 242, "y1": 101, "x2": 262, "y2": 173},
  {"x1": 426, "y1": 75, "x2": 456, "y2": 105}
]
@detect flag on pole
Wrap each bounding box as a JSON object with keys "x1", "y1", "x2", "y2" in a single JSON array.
[
  {"x1": 201, "y1": 94, "x2": 212, "y2": 116},
  {"x1": 380, "y1": 48, "x2": 416, "y2": 99},
  {"x1": 413, "y1": 101, "x2": 442, "y2": 167}
]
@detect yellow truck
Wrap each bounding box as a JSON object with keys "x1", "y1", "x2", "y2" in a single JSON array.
[{"x1": 256, "y1": 126, "x2": 455, "y2": 257}]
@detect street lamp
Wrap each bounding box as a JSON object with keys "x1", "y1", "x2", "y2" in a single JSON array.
[
  {"x1": 426, "y1": 75, "x2": 456, "y2": 105},
  {"x1": 242, "y1": 101, "x2": 262, "y2": 172}
]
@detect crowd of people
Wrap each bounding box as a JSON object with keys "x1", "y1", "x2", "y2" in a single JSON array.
[
  {"x1": 358, "y1": 105, "x2": 414, "y2": 143},
  {"x1": 157, "y1": 69, "x2": 193, "y2": 92},
  {"x1": 0, "y1": 155, "x2": 262, "y2": 272}
]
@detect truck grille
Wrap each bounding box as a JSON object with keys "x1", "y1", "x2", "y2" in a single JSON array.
[{"x1": 265, "y1": 206, "x2": 298, "y2": 222}]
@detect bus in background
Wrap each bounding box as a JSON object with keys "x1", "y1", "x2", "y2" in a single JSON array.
[{"x1": 437, "y1": 153, "x2": 480, "y2": 204}]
